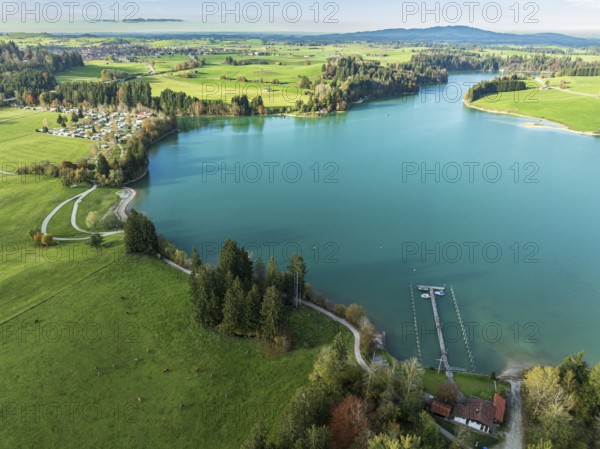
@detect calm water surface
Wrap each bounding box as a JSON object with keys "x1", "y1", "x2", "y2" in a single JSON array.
[{"x1": 135, "y1": 73, "x2": 600, "y2": 373}]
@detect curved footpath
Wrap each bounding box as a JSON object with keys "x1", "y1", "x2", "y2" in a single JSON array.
[
  {"x1": 300, "y1": 299, "x2": 371, "y2": 372},
  {"x1": 41, "y1": 182, "x2": 123, "y2": 241}
]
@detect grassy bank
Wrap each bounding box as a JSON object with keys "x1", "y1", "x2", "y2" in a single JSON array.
[{"x1": 469, "y1": 85, "x2": 600, "y2": 134}]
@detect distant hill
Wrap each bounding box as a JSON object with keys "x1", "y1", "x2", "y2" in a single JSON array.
[{"x1": 317, "y1": 26, "x2": 600, "y2": 47}]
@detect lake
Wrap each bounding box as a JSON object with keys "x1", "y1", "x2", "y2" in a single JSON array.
[{"x1": 134, "y1": 73, "x2": 600, "y2": 374}]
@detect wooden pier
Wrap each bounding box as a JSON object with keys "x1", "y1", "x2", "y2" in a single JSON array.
[{"x1": 417, "y1": 284, "x2": 454, "y2": 382}]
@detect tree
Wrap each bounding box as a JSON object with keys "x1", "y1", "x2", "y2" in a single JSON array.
[
  {"x1": 330, "y1": 396, "x2": 370, "y2": 449},
  {"x1": 299, "y1": 76, "x2": 312, "y2": 89},
  {"x1": 218, "y1": 239, "x2": 253, "y2": 290},
  {"x1": 57, "y1": 114, "x2": 64, "y2": 126},
  {"x1": 266, "y1": 256, "x2": 281, "y2": 289},
  {"x1": 90, "y1": 233, "x2": 103, "y2": 248},
  {"x1": 245, "y1": 284, "x2": 262, "y2": 334},
  {"x1": 190, "y1": 245, "x2": 202, "y2": 272},
  {"x1": 288, "y1": 253, "x2": 307, "y2": 290},
  {"x1": 86, "y1": 211, "x2": 101, "y2": 230},
  {"x1": 70, "y1": 111, "x2": 78, "y2": 123},
  {"x1": 301, "y1": 425, "x2": 331, "y2": 449},
  {"x1": 191, "y1": 265, "x2": 223, "y2": 328},
  {"x1": 524, "y1": 366, "x2": 574, "y2": 418},
  {"x1": 97, "y1": 154, "x2": 110, "y2": 178},
  {"x1": 437, "y1": 381, "x2": 458, "y2": 404},
  {"x1": 221, "y1": 277, "x2": 245, "y2": 334},
  {"x1": 253, "y1": 257, "x2": 267, "y2": 293},
  {"x1": 123, "y1": 209, "x2": 159, "y2": 255},
  {"x1": 260, "y1": 286, "x2": 283, "y2": 340}
]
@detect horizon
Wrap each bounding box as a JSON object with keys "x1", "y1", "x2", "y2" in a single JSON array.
[{"x1": 1, "y1": 0, "x2": 600, "y2": 36}]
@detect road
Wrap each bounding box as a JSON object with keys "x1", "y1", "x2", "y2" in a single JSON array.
[{"x1": 497, "y1": 380, "x2": 524, "y2": 449}]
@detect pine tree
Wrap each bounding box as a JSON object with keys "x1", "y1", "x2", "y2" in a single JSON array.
[
  {"x1": 97, "y1": 153, "x2": 110, "y2": 178},
  {"x1": 221, "y1": 277, "x2": 245, "y2": 334},
  {"x1": 266, "y1": 256, "x2": 281, "y2": 289},
  {"x1": 192, "y1": 266, "x2": 222, "y2": 328},
  {"x1": 260, "y1": 286, "x2": 283, "y2": 341},
  {"x1": 245, "y1": 284, "x2": 262, "y2": 334},
  {"x1": 253, "y1": 257, "x2": 267, "y2": 294},
  {"x1": 191, "y1": 245, "x2": 202, "y2": 272},
  {"x1": 123, "y1": 209, "x2": 159, "y2": 255}
]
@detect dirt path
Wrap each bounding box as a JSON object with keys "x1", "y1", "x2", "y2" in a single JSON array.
[{"x1": 498, "y1": 380, "x2": 523, "y2": 449}]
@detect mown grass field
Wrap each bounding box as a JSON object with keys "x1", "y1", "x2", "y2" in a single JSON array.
[
  {"x1": 0, "y1": 111, "x2": 352, "y2": 448},
  {"x1": 0, "y1": 108, "x2": 92, "y2": 164},
  {"x1": 56, "y1": 60, "x2": 148, "y2": 82},
  {"x1": 471, "y1": 86, "x2": 600, "y2": 133},
  {"x1": 547, "y1": 76, "x2": 600, "y2": 96}
]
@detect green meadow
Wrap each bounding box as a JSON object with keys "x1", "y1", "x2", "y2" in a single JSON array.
[
  {"x1": 0, "y1": 110, "x2": 352, "y2": 448},
  {"x1": 547, "y1": 76, "x2": 600, "y2": 96},
  {"x1": 0, "y1": 108, "x2": 92, "y2": 163},
  {"x1": 56, "y1": 60, "x2": 149, "y2": 82},
  {"x1": 471, "y1": 85, "x2": 600, "y2": 133}
]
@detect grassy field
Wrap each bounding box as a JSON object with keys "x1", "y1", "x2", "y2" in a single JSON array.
[
  {"x1": 0, "y1": 111, "x2": 352, "y2": 448},
  {"x1": 471, "y1": 85, "x2": 600, "y2": 133},
  {"x1": 56, "y1": 60, "x2": 149, "y2": 82},
  {"x1": 546, "y1": 76, "x2": 600, "y2": 96},
  {"x1": 0, "y1": 108, "x2": 92, "y2": 164},
  {"x1": 423, "y1": 369, "x2": 508, "y2": 401},
  {"x1": 76, "y1": 187, "x2": 124, "y2": 232}
]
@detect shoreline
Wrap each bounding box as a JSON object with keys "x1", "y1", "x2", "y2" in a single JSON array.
[{"x1": 463, "y1": 100, "x2": 600, "y2": 138}]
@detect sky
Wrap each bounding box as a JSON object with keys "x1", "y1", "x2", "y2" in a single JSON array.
[{"x1": 1, "y1": 0, "x2": 600, "y2": 35}]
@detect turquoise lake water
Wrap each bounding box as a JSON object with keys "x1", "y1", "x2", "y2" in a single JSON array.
[{"x1": 135, "y1": 73, "x2": 600, "y2": 374}]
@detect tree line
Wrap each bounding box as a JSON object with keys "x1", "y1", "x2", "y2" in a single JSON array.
[
  {"x1": 0, "y1": 41, "x2": 83, "y2": 104},
  {"x1": 464, "y1": 75, "x2": 528, "y2": 102},
  {"x1": 523, "y1": 352, "x2": 600, "y2": 449}
]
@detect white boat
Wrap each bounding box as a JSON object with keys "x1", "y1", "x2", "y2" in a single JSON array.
[
  {"x1": 421, "y1": 294, "x2": 431, "y2": 299},
  {"x1": 418, "y1": 287, "x2": 429, "y2": 292},
  {"x1": 434, "y1": 290, "x2": 445, "y2": 297}
]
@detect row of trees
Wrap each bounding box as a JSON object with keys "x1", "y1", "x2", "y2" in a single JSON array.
[
  {"x1": 55, "y1": 80, "x2": 153, "y2": 108},
  {"x1": 464, "y1": 75, "x2": 528, "y2": 102},
  {"x1": 502, "y1": 53, "x2": 600, "y2": 77},
  {"x1": 407, "y1": 51, "x2": 501, "y2": 72},
  {"x1": 523, "y1": 352, "x2": 600, "y2": 449}
]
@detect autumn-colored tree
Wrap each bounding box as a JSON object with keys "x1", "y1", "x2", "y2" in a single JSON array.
[
  {"x1": 330, "y1": 395, "x2": 370, "y2": 449},
  {"x1": 436, "y1": 381, "x2": 458, "y2": 404}
]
